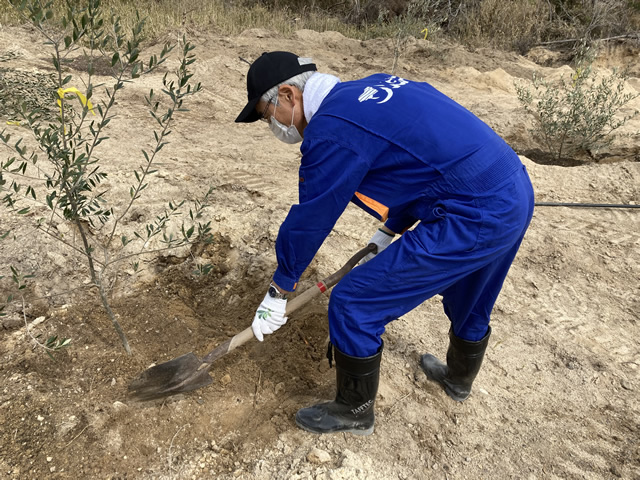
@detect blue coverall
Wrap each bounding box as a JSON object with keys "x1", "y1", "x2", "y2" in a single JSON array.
[{"x1": 272, "y1": 74, "x2": 535, "y2": 358}]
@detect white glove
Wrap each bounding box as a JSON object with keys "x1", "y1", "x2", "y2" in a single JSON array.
[
  {"x1": 252, "y1": 291, "x2": 288, "y2": 342},
  {"x1": 360, "y1": 228, "x2": 395, "y2": 264}
]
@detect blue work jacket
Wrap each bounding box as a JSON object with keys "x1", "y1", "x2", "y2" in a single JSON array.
[{"x1": 272, "y1": 74, "x2": 522, "y2": 291}]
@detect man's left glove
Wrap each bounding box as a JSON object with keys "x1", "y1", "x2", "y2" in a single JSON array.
[
  {"x1": 359, "y1": 228, "x2": 395, "y2": 264},
  {"x1": 252, "y1": 289, "x2": 288, "y2": 342}
]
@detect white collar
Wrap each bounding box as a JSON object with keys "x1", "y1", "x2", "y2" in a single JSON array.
[{"x1": 303, "y1": 72, "x2": 341, "y2": 122}]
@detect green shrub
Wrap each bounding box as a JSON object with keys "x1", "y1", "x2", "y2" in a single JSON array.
[
  {"x1": 516, "y1": 56, "x2": 639, "y2": 161},
  {"x1": 0, "y1": 0, "x2": 210, "y2": 354}
]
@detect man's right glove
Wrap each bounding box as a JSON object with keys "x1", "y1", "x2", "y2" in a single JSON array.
[
  {"x1": 359, "y1": 228, "x2": 395, "y2": 264},
  {"x1": 252, "y1": 288, "x2": 288, "y2": 342}
]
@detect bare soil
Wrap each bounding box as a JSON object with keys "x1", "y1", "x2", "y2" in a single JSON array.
[{"x1": 0, "y1": 25, "x2": 639, "y2": 480}]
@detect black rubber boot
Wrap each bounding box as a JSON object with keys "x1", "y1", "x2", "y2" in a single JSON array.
[
  {"x1": 420, "y1": 327, "x2": 491, "y2": 402},
  {"x1": 295, "y1": 344, "x2": 382, "y2": 435}
]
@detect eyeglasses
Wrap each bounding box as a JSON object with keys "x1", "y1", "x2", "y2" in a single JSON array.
[{"x1": 259, "y1": 98, "x2": 273, "y2": 123}]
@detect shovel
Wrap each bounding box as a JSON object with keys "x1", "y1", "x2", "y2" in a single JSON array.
[{"x1": 127, "y1": 243, "x2": 376, "y2": 401}]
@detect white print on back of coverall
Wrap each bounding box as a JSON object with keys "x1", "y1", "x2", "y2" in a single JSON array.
[{"x1": 358, "y1": 76, "x2": 409, "y2": 104}]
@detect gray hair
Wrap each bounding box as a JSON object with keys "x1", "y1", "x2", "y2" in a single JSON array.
[{"x1": 260, "y1": 70, "x2": 315, "y2": 105}]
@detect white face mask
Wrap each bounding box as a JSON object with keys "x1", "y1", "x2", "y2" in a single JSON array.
[{"x1": 269, "y1": 101, "x2": 303, "y2": 144}]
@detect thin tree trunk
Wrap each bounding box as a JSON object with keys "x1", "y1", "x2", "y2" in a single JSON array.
[
  {"x1": 75, "y1": 218, "x2": 132, "y2": 355},
  {"x1": 98, "y1": 281, "x2": 131, "y2": 355}
]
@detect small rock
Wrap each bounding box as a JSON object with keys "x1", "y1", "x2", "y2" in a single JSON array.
[
  {"x1": 111, "y1": 378, "x2": 116, "y2": 386},
  {"x1": 1, "y1": 317, "x2": 22, "y2": 330},
  {"x1": 56, "y1": 222, "x2": 71, "y2": 235},
  {"x1": 46, "y1": 457, "x2": 52, "y2": 462},
  {"x1": 37, "y1": 415, "x2": 44, "y2": 422},
  {"x1": 274, "y1": 382, "x2": 285, "y2": 395},
  {"x1": 307, "y1": 447, "x2": 331, "y2": 464},
  {"x1": 220, "y1": 374, "x2": 231, "y2": 385},
  {"x1": 112, "y1": 401, "x2": 127, "y2": 411}
]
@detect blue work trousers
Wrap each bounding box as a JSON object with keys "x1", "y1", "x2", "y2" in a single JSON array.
[{"x1": 328, "y1": 166, "x2": 535, "y2": 357}]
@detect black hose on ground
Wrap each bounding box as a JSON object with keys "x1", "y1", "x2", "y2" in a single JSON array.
[{"x1": 535, "y1": 202, "x2": 639, "y2": 209}]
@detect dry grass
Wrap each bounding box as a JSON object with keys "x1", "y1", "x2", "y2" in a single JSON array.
[
  {"x1": 0, "y1": 0, "x2": 364, "y2": 41},
  {"x1": 0, "y1": 0, "x2": 638, "y2": 52},
  {"x1": 449, "y1": 0, "x2": 553, "y2": 53}
]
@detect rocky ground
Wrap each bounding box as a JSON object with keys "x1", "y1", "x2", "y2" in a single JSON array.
[{"x1": 0, "y1": 24, "x2": 639, "y2": 480}]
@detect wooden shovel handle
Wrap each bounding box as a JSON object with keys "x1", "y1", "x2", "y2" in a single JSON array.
[{"x1": 200, "y1": 243, "x2": 377, "y2": 366}]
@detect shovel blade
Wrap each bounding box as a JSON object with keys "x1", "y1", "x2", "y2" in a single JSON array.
[{"x1": 128, "y1": 352, "x2": 214, "y2": 401}]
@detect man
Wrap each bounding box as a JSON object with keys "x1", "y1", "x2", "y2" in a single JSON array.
[{"x1": 235, "y1": 51, "x2": 534, "y2": 436}]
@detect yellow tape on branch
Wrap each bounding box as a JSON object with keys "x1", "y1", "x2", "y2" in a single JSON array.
[{"x1": 57, "y1": 87, "x2": 95, "y2": 117}]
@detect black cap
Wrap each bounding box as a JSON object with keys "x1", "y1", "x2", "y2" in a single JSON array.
[{"x1": 235, "y1": 51, "x2": 317, "y2": 123}]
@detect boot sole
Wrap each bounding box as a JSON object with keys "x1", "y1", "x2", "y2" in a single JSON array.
[
  {"x1": 295, "y1": 417, "x2": 374, "y2": 436},
  {"x1": 420, "y1": 355, "x2": 470, "y2": 402},
  {"x1": 443, "y1": 386, "x2": 470, "y2": 402}
]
